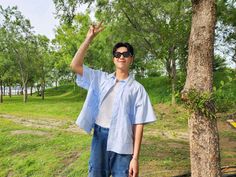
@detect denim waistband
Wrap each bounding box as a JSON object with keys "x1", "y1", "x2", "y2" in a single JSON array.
[{"x1": 94, "y1": 123, "x2": 109, "y2": 133}]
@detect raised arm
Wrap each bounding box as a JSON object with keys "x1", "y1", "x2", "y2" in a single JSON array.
[{"x1": 70, "y1": 22, "x2": 104, "y2": 75}]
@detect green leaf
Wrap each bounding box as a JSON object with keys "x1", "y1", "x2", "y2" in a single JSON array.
[{"x1": 220, "y1": 80, "x2": 224, "y2": 86}]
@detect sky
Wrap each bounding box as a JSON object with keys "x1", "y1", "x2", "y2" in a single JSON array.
[
  {"x1": 0, "y1": 0, "x2": 90, "y2": 39},
  {"x1": 0, "y1": 0, "x2": 58, "y2": 39}
]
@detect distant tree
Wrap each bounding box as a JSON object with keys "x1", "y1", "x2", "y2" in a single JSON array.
[
  {"x1": 0, "y1": 28, "x2": 7, "y2": 103},
  {"x1": 53, "y1": 0, "x2": 80, "y2": 25},
  {"x1": 0, "y1": 18, "x2": 16, "y2": 101},
  {"x1": 35, "y1": 35, "x2": 51, "y2": 100},
  {"x1": 0, "y1": 54, "x2": 8, "y2": 103},
  {"x1": 0, "y1": 6, "x2": 38, "y2": 102}
]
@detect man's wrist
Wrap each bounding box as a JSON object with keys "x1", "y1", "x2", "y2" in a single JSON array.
[{"x1": 132, "y1": 155, "x2": 138, "y2": 161}]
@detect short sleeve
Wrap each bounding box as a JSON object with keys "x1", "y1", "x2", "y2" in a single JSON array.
[
  {"x1": 76, "y1": 65, "x2": 104, "y2": 90},
  {"x1": 133, "y1": 86, "x2": 157, "y2": 124}
]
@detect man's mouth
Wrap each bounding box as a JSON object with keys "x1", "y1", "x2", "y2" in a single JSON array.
[{"x1": 117, "y1": 59, "x2": 126, "y2": 62}]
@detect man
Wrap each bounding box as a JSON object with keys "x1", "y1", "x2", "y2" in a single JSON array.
[{"x1": 70, "y1": 22, "x2": 156, "y2": 177}]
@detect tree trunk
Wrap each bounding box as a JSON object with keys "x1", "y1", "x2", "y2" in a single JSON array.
[
  {"x1": 170, "y1": 49, "x2": 176, "y2": 105},
  {"x1": 36, "y1": 84, "x2": 40, "y2": 96},
  {"x1": 41, "y1": 81, "x2": 45, "y2": 100},
  {"x1": 55, "y1": 79, "x2": 58, "y2": 89},
  {"x1": 166, "y1": 46, "x2": 176, "y2": 105},
  {"x1": 20, "y1": 86, "x2": 23, "y2": 95},
  {"x1": 30, "y1": 86, "x2": 33, "y2": 96},
  {"x1": 0, "y1": 80, "x2": 3, "y2": 103},
  {"x1": 182, "y1": 0, "x2": 221, "y2": 176},
  {"x1": 23, "y1": 81, "x2": 28, "y2": 103},
  {"x1": 3, "y1": 83, "x2": 6, "y2": 96},
  {"x1": 9, "y1": 84, "x2": 12, "y2": 98}
]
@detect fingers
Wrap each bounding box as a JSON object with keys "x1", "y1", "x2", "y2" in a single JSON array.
[
  {"x1": 129, "y1": 168, "x2": 138, "y2": 177},
  {"x1": 129, "y1": 164, "x2": 132, "y2": 177},
  {"x1": 97, "y1": 20, "x2": 103, "y2": 28},
  {"x1": 86, "y1": 21, "x2": 104, "y2": 40},
  {"x1": 129, "y1": 168, "x2": 139, "y2": 177},
  {"x1": 91, "y1": 21, "x2": 104, "y2": 30},
  {"x1": 97, "y1": 26, "x2": 105, "y2": 33},
  {"x1": 129, "y1": 169, "x2": 132, "y2": 177}
]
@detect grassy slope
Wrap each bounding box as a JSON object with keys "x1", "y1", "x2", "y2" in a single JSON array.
[
  {"x1": 0, "y1": 70, "x2": 235, "y2": 177},
  {"x1": 0, "y1": 85, "x2": 86, "y2": 120},
  {"x1": 0, "y1": 69, "x2": 235, "y2": 118}
]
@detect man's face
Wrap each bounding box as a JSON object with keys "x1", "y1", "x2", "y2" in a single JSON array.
[{"x1": 113, "y1": 47, "x2": 133, "y2": 72}]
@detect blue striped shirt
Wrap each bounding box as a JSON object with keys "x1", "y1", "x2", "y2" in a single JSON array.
[{"x1": 75, "y1": 65, "x2": 157, "y2": 154}]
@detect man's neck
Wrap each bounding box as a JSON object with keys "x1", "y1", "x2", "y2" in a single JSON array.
[{"x1": 115, "y1": 69, "x2": 129, "y2": 81}]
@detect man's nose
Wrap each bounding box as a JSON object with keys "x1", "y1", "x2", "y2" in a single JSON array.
[{"x1": 120, "y1": 54, "x2": 125, "y2": 59}]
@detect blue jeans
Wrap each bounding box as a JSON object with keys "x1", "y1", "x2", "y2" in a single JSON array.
[{"x1": 88, "y1": 124, "x2": 132, "y2": 177}]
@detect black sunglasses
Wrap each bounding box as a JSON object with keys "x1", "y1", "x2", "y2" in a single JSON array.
[{"x1": 113, "y1": 51, "x2": 132, "y2": 58}]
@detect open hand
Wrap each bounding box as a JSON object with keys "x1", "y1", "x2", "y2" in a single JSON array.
[{"x1": 86, "y1": 21, "x2": 104, "y2": 41}]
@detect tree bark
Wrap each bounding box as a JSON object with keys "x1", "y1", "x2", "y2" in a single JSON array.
[
  {"x1": 0, "y1": 80, "x2": 3, "y2": 103},
  {"x1": 30, "y1": 85, "x2": 33, "y2": 96},
  {"x1": 166, "y1": 46, "x2": 176, "y2": 105},
  {"x1": 41, "y1": 80, "x2": 45, "y2": 100},
  {"x1": 3, "y1": 83, "x2": 6, "y2": 96},
  {"x1": 167, "y1": 46, "x2": 176, "y2": 105},
  {"x1": 55, "y1": 79, "x2": 58, "y2": 89},
  {"x1": 182, "y1": 0, "x2": 221, "y2": 176},
  {"x1": 9, "y1": 84, "x2": 12, "y2": 98},
  {"x1": 23, "y1": 81, "x2": 28, "y2": 103}
]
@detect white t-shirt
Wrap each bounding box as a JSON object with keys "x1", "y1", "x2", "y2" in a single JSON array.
[{"x1": 95, "y1": 81, "x2": 120, "y2": 128}]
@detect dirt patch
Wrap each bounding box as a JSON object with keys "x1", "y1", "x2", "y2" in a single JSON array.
[
  {"x1": 10, "y1": 130, "x2": 50, "y2": 136},
  {"x1": 0, "y1": 114, "x2": 85, "y2": 134},
  {"x1": 154, "y1": 103, "x2": 189, "y2": 116},
  {"x1": 218, "y1": 120, "x2": 236, "y2": 165},
  {"x1": 6, "y1": 170, "x2": 14, "y2": 177},
  {"x1": 53, "y1": 151, "x2": 82, "y2": 176},
  {"x1": 62, "y1": 151, "x2": 81, "y2": 167},
  {"x1": 0, "y1": 114, "x2": 66, "y2": 129},
  {"x1": 140, "y1": 162, "x2": 190, "y2": 177},
  {"x1": 218, "y1": 120, "x2": 236, "y2": 132},
  {"x1": 144, "y1": 129, "x2": 189, "y2": 141},
  {"x1": 65, "y1": 124, "x2": 85, "y2": 133}
]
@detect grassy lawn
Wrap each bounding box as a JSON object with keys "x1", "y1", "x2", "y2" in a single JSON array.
[
  {"x1": 0, "y1": 83, "x2": 235, "y2": 176},
  {"x1": 0, "y1": 118, "x2": 91, "y2": 177},
  {"x1": 0, "y1": 85, "x2": 86, "y2": 120}
]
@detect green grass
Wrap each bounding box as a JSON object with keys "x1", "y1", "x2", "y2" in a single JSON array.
[
  {"x1": 0, "y1": 70, "x2": 235, "y2": 176},
  {"x1": 0, "y1": 84, "x2": 87, "y2": 120},
  {"x1": 1, "y1": 99, "x2": 235, "y2": 176},
  {"x1": 137, "y1": 76, "x2": 172, "y2": 103},
  {"x1": 0, "y1": 119, "x2": 91, "y2": 177},
  {"x1": 213, "y1": 69, "x2": 236, "y2": 112},
  {"x1": 0, "y1": 97, "x2": 83, "y2": 120}
]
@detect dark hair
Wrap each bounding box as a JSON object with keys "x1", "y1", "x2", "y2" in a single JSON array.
[{"x1": 112, "y1": 42, "x2": 134, "y2": 56}]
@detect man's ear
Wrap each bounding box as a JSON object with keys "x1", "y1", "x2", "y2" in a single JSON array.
[{"x1": 131, "y1": 57, "x2": 134, "y2": 64}]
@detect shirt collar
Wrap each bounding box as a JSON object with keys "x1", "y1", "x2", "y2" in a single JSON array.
[
  {"x1": 108, "y1": 72, "x2": 116, "y2": 79},
  {"x1": 108, "y1": 72, "x2": 134, "y2": 85}
]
